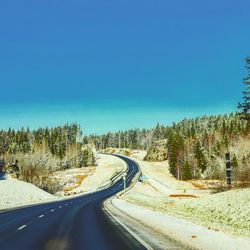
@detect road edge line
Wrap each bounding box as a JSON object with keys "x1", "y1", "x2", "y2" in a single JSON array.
[{"x1": 103, "y1": 199, "x2": 153, "y2": 250}]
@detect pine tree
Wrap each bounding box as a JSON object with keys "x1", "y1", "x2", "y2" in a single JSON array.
[
  {"x1": 194, "y1": 140, "x2": 207, "y2": 173},
  {"x1": 153, "y1": 123, "x2": 164, "y2": 141},
  {"x1": 182, "y1": 161, "x2": 192, "y2": 180},
  {"x1": 238, "y1": 57, "x2": 250, "y2": 124}
]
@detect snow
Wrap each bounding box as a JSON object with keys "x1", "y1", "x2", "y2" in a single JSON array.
[
  {"x1": 53, "y1": 153, "x2": 126, "y2": 196},
  {"x1": 0, "y1": 178, "x2": 54, "y2": 210},
  {"x1": 72, "y1": 153, "x2": 126, "y2": 193},
  {"x1": 110, "y1": 198, "x2": 250, "y2": 250},
  {"x1": 131, "y1": 151, "x2": 199, "y2": 192},
  {"x1": 113, "y1": 149, "x2": 250, "y2": 247},
  {"x1": 0, "y1": 153, "x2": 126, "y2": 210},
  {"x1": 176, "y1": 187, "x2": 250, "y2": 237},
  {"x1": 130, "y1": 150, "x2": 250, "y2": 237}
]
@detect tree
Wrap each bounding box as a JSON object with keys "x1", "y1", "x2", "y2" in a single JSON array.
[
  {"x1": 194, "y1": 140, "x2": 207, "y2": 174},
  {"x1": 182, "y1": 161, "x2": 192, "y2": 180},
  {"x1": 168, "y1": 131, "x2": 185, "y2": 179},
  {"x1": 153, "y1": 123, "x2": 164, "y2": 141},
  {"x1": 238, "y1": 57, "x2": 250, "y2": 124}
]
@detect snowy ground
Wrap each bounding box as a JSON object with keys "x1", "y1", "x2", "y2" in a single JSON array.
[
  {"x1": 54, "y1": 153, "x2": 126, "y2": 196},
  {"x1": 0, "y1": 175, "x2": 55, "y2": 210},
  {"x1": 0, "y1": 153, "x2": 125, "y2": 210},
  {"x1": 171, "y1": 187, "x2": 250, "y2": 237},
  {"x1": 67, "y1": 153, "x2": 126, "y2": 194},
  {"x1": 105, "y1": 149, "x2": 250, "y2": 249},
  {"x1": 108, "y1": 198, "x2": 250, "y2": 250},
  {"x1": 126, "y1": 151, "x2": 250, "y2": 238}
]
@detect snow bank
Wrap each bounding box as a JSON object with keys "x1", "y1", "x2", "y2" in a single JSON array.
[
  {"x1": 118, "y1": 151, "x2": 250, "y2": 240},
  {"x1": 74, "y1": 153, "x2": 126, "y2": 193},
  {"x1": 111, "y1": 198, "x2": 250, "y2": 250},
  {"x1": 54, "y1": 153, "x2": 126, "y2": 196},
  {"x1": 0, "y1": 178, "x2": 54, "y2": 210},
  {"x1": 177, "y1": 187, "x2": 250, "y2": 237}
]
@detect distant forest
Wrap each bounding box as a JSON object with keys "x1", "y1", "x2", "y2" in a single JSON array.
[
  {"x1": 0, "y1": 123, "x2": 81, "y2": 158},
  {"x1": 0, "y1": 124, "x2": 88, "y2": 193},
  {"x1": 85, "y1": 113, "x2": 249, "y2": 181},
  {"x1": 0, "y1": 113, "x2": 248, "y2": 185}
]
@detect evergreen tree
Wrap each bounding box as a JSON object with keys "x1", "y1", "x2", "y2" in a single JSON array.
[
  {"x1": 194, "y1": 140, "x2": 207, "y2": 173},
  {"x1": 238, "y1": 57, "x2": 250, "y2": 123},
  {"x1": 182, "y1": 161, "x2": 192, "y2": 180}
]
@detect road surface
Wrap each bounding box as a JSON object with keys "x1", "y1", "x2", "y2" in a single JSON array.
[
  {"x1": 0, "y1": 155, "x2": 145, "y2": 250},
  {"x1": 0, "y1": 172, "x2": 6, "y2": 180}
]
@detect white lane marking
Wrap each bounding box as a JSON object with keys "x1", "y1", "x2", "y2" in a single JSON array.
[
  {"x1": 59, "y1": 206, "x2": 62, "y2": 208},
  {"x1": 38, "y1": 214, "x2": 44, "y2": 218},
  {"x1": 50, "y1": 209, "x2": 55, "y2": 212},
  {"x1": 17, "y1": 224, "x2": 27, "y2": 230},
  {"x1": 65, "y1": 204, "x2": 68, "y2": 206}
]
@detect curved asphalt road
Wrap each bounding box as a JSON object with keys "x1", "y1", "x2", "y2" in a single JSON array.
[
  {"x1": 0, "y1": 155, "x2": 145, "y2": 250},
  {"x1": 0, "y1": 172, "x2": 6, "y2": 180}
]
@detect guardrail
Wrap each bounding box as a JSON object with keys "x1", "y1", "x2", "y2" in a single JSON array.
[{"x1": 116, "y1": 157, "x2": 142, "y2": 198}]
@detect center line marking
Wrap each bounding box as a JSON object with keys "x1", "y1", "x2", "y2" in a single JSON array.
[
  {"x1": 50, "y1": 209, "x2": 55, "y2": 212},
  {"x1": 17, "y1": 225, "x2": 27, "y2": 230},
  {"x1": 38, "y1": 214, "x2": 44, "y2": 218}
]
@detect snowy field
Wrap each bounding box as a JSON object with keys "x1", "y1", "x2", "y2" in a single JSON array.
[
  {"x1": 0, "y1": 177, "x2": 55, "y2": 210},
  {"x1": 54, "y1": 153, "x2": 126, "y2": 196},
  {"x1": 110, "y1": 198, "x2": 250, "y2": 250}
]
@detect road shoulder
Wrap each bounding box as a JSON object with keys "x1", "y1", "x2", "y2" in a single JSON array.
[{"x1": 105, "y1": 197, "x2": 250, "y2": 250}]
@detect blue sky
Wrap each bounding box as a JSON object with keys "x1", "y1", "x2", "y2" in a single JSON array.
[{"x1": 0, "y1": 0, "x2": 249, "y2": 134}]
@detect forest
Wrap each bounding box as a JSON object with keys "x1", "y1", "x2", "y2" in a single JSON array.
[
  {"x1": 85, "y1": 113, "x2": 249, "y2": 182},
  {"x1": 0, "y1": 123, "x2": 95, "y2": 193}
]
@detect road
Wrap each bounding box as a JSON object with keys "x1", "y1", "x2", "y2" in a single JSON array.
[
  {"x1": 0, "y1": 172, "x2": 6, "y2": 180},
  {"x1": 0, "y1": 155, "x2": 146, "y2": 250}
]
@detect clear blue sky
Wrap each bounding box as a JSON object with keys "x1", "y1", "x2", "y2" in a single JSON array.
[{"x1": 0, "y1": 0, "x2": 249, "y2": 134}]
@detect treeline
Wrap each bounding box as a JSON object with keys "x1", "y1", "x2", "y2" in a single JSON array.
[
  {"x1": 85, "y1": 113, "x2": 249, "y2": 181},
  {"x1": 0, "y1": 123, "x2": 95, "y2": 193},
  {"x1": 166, "y1": 113, "x2": 249, "y2": 181},
  {"x1": 0, "y1": 123, "x2": 82, "y2": 159},
  {"x1": 83, "y1": 128, "x2": 153, "y2": 150}
]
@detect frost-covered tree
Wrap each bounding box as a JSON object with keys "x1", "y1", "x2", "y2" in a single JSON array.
[{"x1": 238, "y1": 57, "x2": 250, "y2": 123}]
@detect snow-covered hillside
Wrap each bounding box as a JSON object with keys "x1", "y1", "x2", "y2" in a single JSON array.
[{"x1": 0, "y1": 177, "x2": 55, "y2": 210}]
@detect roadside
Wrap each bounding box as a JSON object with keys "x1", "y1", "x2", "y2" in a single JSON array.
[
  {"x1": 103, "y1": 149, "x2": 250, "y2": 249},
  {"x1": 54, "y1": 153, "x2": 126, "y2": 196},
  {"x1": 104, "y1": 197, "x2": 188, "y2": 250},
  {"x1": 106, "y1": 197, "x2": 250, "y2": 250},
  {"x1": 0, "y1": 153, "x2": 126, "y2": 210}
]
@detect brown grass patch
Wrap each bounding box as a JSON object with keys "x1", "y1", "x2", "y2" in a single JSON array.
[
  {"x1": 190, "y1": 181, "x2": 207, "y2": 190},
  {"x1": 164, "y1": 201, "x2": 175, "y2": 206},
  {"x1": 75, "y1": 175, "x2": 86, "y2": 181},
  {"x1": 64, "y1": 175, "x2": 87, "y2": 193},
  {"x1": 63, "y1": 186, "x2": 75, "y2": 193},
  {"x1": 169, "y1": 194, "x2": 197, "y2": 198}
]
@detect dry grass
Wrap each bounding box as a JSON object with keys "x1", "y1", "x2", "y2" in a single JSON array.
[
  {"x1": 169, "y1": 194, "x2": 197, "y2": 198},
  {"x1": 190, "y1": 179, "x2": 225, "y2": 190},
  {"x1": 63, "y1": 186, "x2": 75, "y2": 193},
  {"x1": 63, "y1": 174, "x2": 87, "y2": 193},
  {"x1": 75, "y1": 175, "x2": 86, "y2": 181}
]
